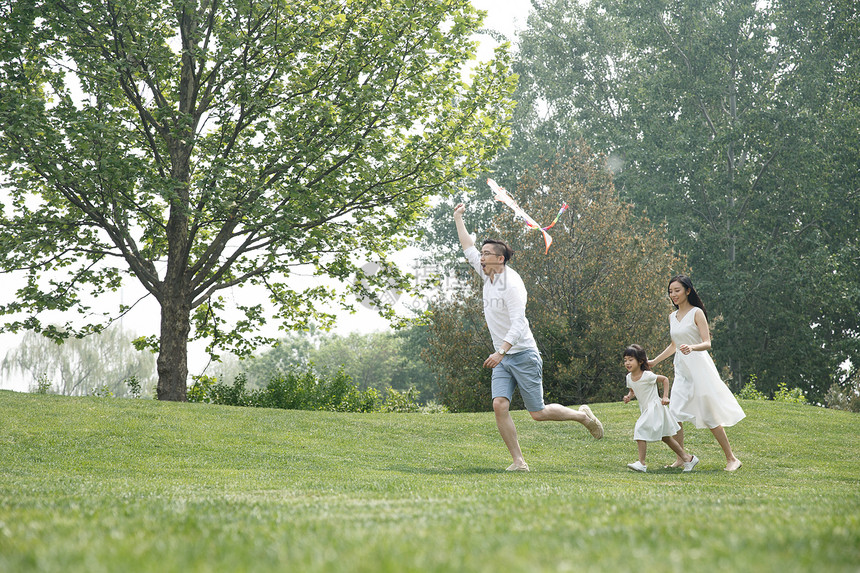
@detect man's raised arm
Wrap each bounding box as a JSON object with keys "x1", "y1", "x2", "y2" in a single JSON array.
[{"x1": 453, "y1": 203, "x2": 475, "y2": 252}]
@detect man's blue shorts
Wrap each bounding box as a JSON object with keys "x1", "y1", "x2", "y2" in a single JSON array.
[{"x1": 491, "y1": 347, "x2": 546, "y2": 412}]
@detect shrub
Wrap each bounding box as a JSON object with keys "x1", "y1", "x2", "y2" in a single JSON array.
[
  {"x1": 125, "y1": 375, "x2": 142, "y2": 399},
  {"x1": 188, "y1": 374, "x2": 217, "y2": 403},
  {"x1": 188, "y1": 367, "x2": 446, "y2": 414},
  {"x1": 381, "y1": 387, "x2": 421, "y2": 413},
  {"x1": 773, "y1": 382, "x2": 808, "y2": 405},
  {"x1": 190, "y1": 367, "x2": 387, "y2": 413},
  {"x1": 90, "y1": 384, "x2": 114, "y2": 398},
  {"x1": 31, "y1": 373, "x2": 52, "y2": 394},
  {"x1": 209, "y1": 373, "x2": 252, "y2": 406},
  {"x1": 334, "y1": 386, "x2": 382, "y2": 413},
  {"x1": 251, "y1": 369, "x2": 323, "y2": 410},
  {"x1": 738, "y1": 375, "x2": 767, "y2": 400},
  {"x1": 251, "y1": 368, "x2": 362, "y2": 411},
  {"x1": 419, "y1": 401, "x2": 450, "y2": 414}
]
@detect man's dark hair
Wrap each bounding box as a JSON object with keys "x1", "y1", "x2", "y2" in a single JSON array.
[{"x1": 481, "y1": 239, "x2": 514, "y2": 263}]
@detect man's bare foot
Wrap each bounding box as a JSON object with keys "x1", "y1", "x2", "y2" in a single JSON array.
[
  {"x1": 578, "y1": 405, "x2": 604, "y2": 439},
  {"x1": 725, "y1": 459, "x2": 742, "y2": 471},
  {"x1": 665, "y1": 458, "x2": 684, "y2": 469}
]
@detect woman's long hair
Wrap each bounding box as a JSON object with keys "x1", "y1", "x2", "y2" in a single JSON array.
[
  {"x1": 668, "y1": 274, "x2": 708, "y2": 320},
  {"x1": 623, "y1": 344, "x2": 651, "y2": 372}
]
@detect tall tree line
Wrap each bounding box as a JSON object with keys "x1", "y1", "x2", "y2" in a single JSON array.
[{"x1": 487, "y1": 0, "x2": 860, "y2": 400}]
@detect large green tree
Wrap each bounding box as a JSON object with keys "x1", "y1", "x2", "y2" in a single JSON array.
[
  {"x1": 502, "y1": 0, "x2": 860, "y2": 399},
  {"x1": 0, "y1": 0, "x2": 515, "y2": 400}
]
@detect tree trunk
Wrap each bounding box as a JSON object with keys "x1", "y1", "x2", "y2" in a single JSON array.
[
  {"x1": 156, "y1": 141, "x2": 193, "y2": 401},
  {"x1": 156, "y1": 198, "x2": 192, "y2": 400},
  {"x1": 156, "y1": 286, "x2": 191, "y2": 401}
]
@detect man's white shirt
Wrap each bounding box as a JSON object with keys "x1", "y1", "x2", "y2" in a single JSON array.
[{"x1": 464, "y1": 245, "x2": 538, "y2": 354}]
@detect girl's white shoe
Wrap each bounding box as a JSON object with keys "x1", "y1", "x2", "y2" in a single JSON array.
[
  {"x1": 627, "y1": 461, "x2": 647, "y2": 472},
  {"x1": 683, "y1": 455, "x2": 699, "y2": 472}
]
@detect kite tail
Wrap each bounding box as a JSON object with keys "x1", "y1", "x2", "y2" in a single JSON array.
[
  {"x1": 541, "y1": 202, "x2": 568, "y2": 231},
  {"x1": 540, "y1": 230, "x2": 552, "y2": 254},
  {"x1": 487, "y1": 178, "x2": 566, "y2": 254}
]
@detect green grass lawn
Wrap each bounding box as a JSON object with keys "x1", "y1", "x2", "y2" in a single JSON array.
[{"x1": 0, "y1": 390, "x2": 858, "y2": 572}]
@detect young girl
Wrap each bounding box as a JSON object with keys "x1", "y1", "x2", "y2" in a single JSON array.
[
  {"x1": 622, "y1": 344, "x2": 698, "y2": 473},
  {"x1": 650, "y1": 275, "x2": 745, "y2": 471}
]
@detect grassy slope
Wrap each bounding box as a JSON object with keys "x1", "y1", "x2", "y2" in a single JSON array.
[{"x1": 0, "y1": 390, "x2": 858, "y2": 573}]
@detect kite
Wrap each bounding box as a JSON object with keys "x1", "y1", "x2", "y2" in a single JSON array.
[{"x1": 487, "y1": 178, "x2": 568, "y2": 254}]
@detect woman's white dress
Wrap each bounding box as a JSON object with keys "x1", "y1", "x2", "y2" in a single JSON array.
[
  {"x1": 668, "y1": 307, "x2": 746, "y2": 429},
  {"x1": 627, "y1": 370, "x2": 681, "y2": 442}
]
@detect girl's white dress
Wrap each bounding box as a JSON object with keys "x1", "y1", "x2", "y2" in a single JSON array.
[
  {"x1": 627, "y1": 370, "x2": 681, "y2": 442},
  {"x1": 668, "y1": 307, "x2": 746, "y2": 429}
]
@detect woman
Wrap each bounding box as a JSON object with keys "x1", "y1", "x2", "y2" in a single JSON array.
[{"x1": 650, "y1": 275, "x2": 745, "y2": 471}]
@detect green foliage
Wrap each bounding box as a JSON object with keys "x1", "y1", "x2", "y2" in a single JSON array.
[
  {"x1": 1, "y1": 392, "x2": 858, "y2": 572},
  {"x1": 418, "y1": 401, "x2": 450, "y2": 414},
  {"x1": 304, "y1": 333, "x2": 410, "y2": 392},
  {"x1": 378, "y1": 390, "x2": 449, "y2": 414},
  {"x1": 31, "y1": 373, "x2": 52, "y2": 395},
  {"x1": 124, "y1": 376, "x2": 142, "y2": 399},
  {"x1": 740, "y1": 374, "x2": 809, "y2": 405},
  {"x1": 251, "y1": 369, "x2": 370, "y2": 413},
  {"x1": 89, "y1": 384, "x2": 114, "y2": 398},
  {"x1": 333, "y1": 386, "x2": 382, "y2": 415},
  {"x1": 243, "y1": 326, "x2": 441, "y2": 403},
  {"x1": 187, "y1": 367, "x2": 418, "y2": 414},
  {"x1": 424, "y1": 295, "x2": 495, "y2": 413},
  {"x1": 738, "y1": 375, "x2": 767, "y2": 401},
  {"x1": 501, "y1": 0, "x2": 860, "y2": 402},
  {"x1": 390, "y1": 324, "x2": 442, "y2": 403},
  {"x1": 187, "y1": 374, "x2": 218, "y2": 404},
  {"x1": 380, "y1": 387, "x2": 421, "y2": 413},
  {"x1": 0, "y1": 0, "x2": 516, "y2": 400},
  {"x1": 773, "y1": 382, "x2": 809, "y2": 405},
  {"x1": 208, "y1": 374, "x2": 254, "y2": 408}
]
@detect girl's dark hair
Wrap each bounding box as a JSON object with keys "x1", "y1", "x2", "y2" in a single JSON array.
[
  {"x1": 481, "y1": 239, "x2": 514, "y2": 263},
  {"x1": 623, "y1": 344, "x2": 651, "y2": 371},
  {"x1": 668, "y1": 274, "x2": 708, "y2": 320}
]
